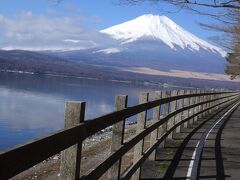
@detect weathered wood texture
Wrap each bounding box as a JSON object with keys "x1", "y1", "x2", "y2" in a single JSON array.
[
  {"x1": 176, "y1": 90, "x2": 184, "y2": 133},
  {"x1": 195, "y1": 89, "x2": 201, "y2": 122},
  {"x1": 149, "y1": 91, "x2": 162, "y2": 161},
  {"x1": 161, "y1": 91, "x2": 170, "y2": 146},
  {"x1": 108, "y1": 95, "x2": 128, "y2": 180},
  {"x1": 183, "y1": 90, "x2": 190, "y2": 128},
  {"x1": 60, "y1": 102, "x2": 85, "y2": 180},
  {"x1": 168, "y1": 90, "x2": 178, "y2": 139},
  {"x1": 189, "y1": 90, "x2": 196, "y2": 126},
  {"x1": 199, "y1": 90, "x2": 205, "y2": 119},
  {"x1": 132, "y1": 92, "x2": 149, "y2": 180}
]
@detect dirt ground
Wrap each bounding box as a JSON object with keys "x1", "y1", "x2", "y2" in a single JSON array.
[{"x1": 11, "y1": 124, "x2": 138, "y2": 180}]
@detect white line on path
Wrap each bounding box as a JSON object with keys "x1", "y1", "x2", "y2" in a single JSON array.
[{"x1": 186, "y1": 102, "x2": 239, "y2": 180}]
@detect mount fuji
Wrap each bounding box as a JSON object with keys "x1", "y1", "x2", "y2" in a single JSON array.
[
  {"x1": 55, "y1": 14, "x2": 229, "y2": 80},
  {"x1": 101, "y1": 14, "x2": 225, "y2": 56}
]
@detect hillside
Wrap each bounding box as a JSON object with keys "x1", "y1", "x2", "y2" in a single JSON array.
[{"x1": 0, "y1": 50, "x2": 114, "y2": 79}]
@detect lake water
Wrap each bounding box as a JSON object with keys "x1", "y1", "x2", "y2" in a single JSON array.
[{"x1": 0, "y1": 73, "x2": 167, "y2": 152}]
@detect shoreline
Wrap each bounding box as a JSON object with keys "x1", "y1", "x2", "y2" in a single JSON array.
[{"x1": 0, "y1": 69, "x2": 187, "y2": 89}]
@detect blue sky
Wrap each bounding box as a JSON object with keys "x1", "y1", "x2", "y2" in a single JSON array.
[{"x1": 0, "y1": 0, "x2": 222, "y2": 50}]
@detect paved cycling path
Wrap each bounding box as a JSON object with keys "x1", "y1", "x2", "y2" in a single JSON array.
[{"x1": 141, "y1": 101, "x2": 240, "y2": 180}]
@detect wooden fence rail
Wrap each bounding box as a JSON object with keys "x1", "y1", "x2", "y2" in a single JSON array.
[{"x1": 0, "y1": 90, "x2": 239, "y2": 180}]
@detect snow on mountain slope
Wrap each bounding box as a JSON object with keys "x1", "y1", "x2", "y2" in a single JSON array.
[
  {"x1": 93, "y1": 47, "x2": 121, "y2": 54},
  {"x1": 101, "y1": 14, "x2": 226, "y2": 57}
]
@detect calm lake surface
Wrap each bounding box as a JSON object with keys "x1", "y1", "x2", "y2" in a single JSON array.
[{"x1": 0, "y1": 73, "x2": 168, "y2": 151}]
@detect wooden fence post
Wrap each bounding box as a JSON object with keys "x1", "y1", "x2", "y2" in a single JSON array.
[
  {"x1": 60, "y1": 101, "x2": 85, "y2": 180},
  {"x1": 194, "y1": 89, "x2": 201, "y2": 123},
  {"x1": 188, "y1": 90, "x2": 196, "y2": 126},
  {"x1": 221, "y1": 93, "x2": 227, "y2": 107},
  {"x1": 108, "y1": 95, "x2": 128, "y2": 180},
  {"x1": 167, "y1": 90, "x2": 177, "y2": 139},
  {"x1": 184, "y1": 90, "x2": 191, "y2": 128},
  {"x1": 206, "y1": 90, "x2": 211, "y2": 115},
  {"x1": 212, "y1": 90, "x2": 218, "y2": 111},
  {"x1": 132, "y1": 92, "x2": 149, "y2": 179},
  {"x1": 176, "y1": 90, "x2": 184, "y2": 133},
  {"x1": 199, "y1": 90, "x2": 205, "y2": 119},
  {"x1": 209, "y1": 90, "x2": 214, "y2": 114},
  {"x1": 149, "y1": 91, "x2": 162, "y2": 161},
  {"x1": 203, "y1": 90, "x2": 208, "y2": 117},
  {"x1": 194, "y1": 90, "x2": 198, "y2": 121},
  {"x1": 207, "y1": 90, "x2": 212, "y2": 114},
  {"x1": 198, "y1": 90, "x2": 202, "y2": 119},
  {"x1": 219, "y1": 93, "x2": 223, "y2": 108},
  {"x1": 159, "y1": 91, "x2": 170, "y2": 147}
]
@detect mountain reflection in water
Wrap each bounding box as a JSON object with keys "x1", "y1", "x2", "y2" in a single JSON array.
[{"x1": 0, "y1": 73, "x2": 160, "y2": 151}]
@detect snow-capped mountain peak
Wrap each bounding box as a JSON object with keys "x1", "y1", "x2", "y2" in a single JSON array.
[{"x1": 101, "y1": 14, "x2": 226, "y2": 57}]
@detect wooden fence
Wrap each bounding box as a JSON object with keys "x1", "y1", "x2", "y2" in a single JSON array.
[{"x1": 0, "y1": 90, "x2": 240, "y2": 180}]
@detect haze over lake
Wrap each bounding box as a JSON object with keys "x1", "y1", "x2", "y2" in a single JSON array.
[{"x1": 0, "y1": 73, "x2": 165, "y2": 151}]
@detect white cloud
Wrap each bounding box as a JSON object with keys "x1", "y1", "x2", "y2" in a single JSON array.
[{"x1": 0, "y1": 11, "x2": 116, "y2": 51}]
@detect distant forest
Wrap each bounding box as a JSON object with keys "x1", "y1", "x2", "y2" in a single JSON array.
[{"x1": 0, "y1": 50, "x2": 239, "y2": 90}]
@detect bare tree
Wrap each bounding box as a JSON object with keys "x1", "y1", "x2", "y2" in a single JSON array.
[
  {"x1": 119, "y1": 0, "x2": 240, "y2": 11},
  {"x1": 225, "y1": 16, "x2": 240, "y2": 79}
]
